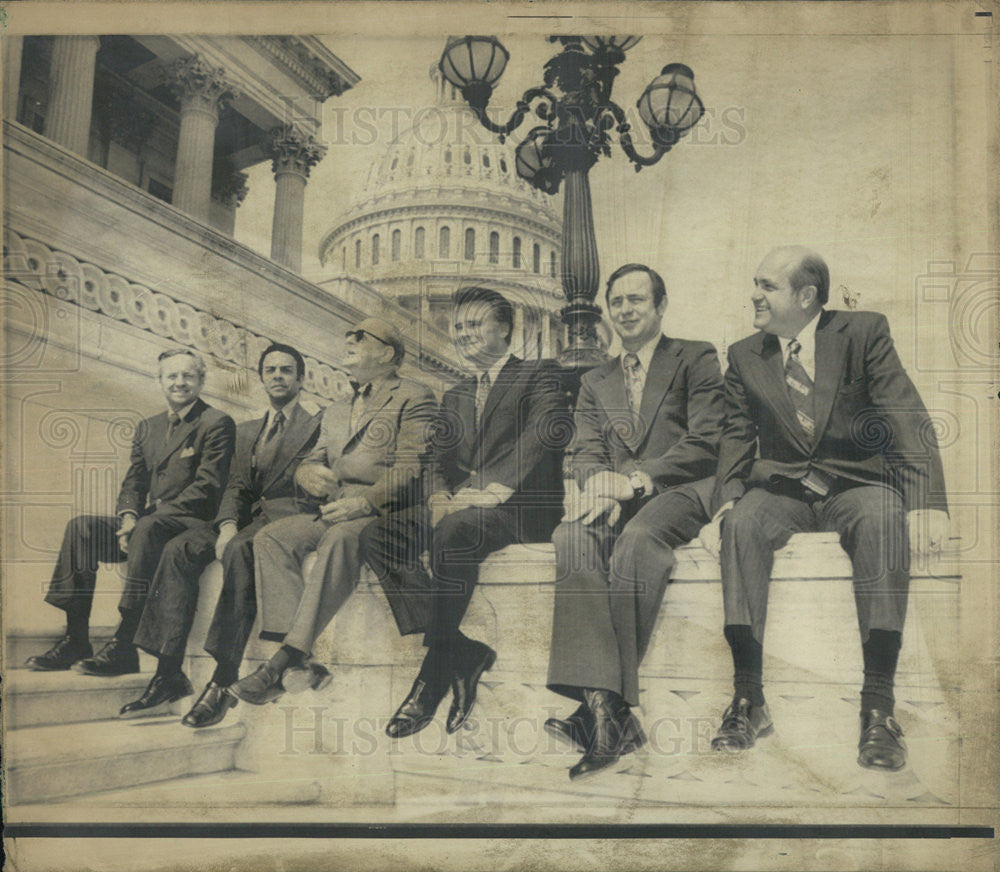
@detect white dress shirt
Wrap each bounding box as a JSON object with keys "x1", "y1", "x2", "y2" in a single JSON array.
[{"x1": 778, "y1": 309, "x2": 823, "y2": 382}]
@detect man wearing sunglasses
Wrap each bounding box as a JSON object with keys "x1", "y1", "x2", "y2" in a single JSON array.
[{"x1": 227, "y1": 318, "x2": 436, "y2": 704}]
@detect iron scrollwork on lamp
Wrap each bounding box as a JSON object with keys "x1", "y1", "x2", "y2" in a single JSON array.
[{"x1": 439, "y1": 35, "x2": 705, "y2": 368}]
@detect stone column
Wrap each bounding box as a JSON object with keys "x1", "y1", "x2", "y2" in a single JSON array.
[
  {"x1": 44, "y1": 36, "x2": 100, "y2": 155},
  {"x1": 541, "y1": 309, "x2": 553, "y2": 358},
  {"x1": 210, "y1": 169, "x2": 249, "y2": 235},
  {"x1": 167, "y1": 55, "x2": 237, "y2": 222},
  {"x1": 267, "y1": 126, "x2": 327, "y2": 272},
  {"x1": 3, "y1": 36, "x2": 24, "y2": 120}
]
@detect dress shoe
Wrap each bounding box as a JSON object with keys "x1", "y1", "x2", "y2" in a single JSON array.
[
  {"x1": 857, "y1": 709, "x2": 907, "y2": 771},
  {"x1": 225, "y1": 663, "x2": 285, "y2": 705},
  {"x1": 282, "y1": 660, "x2": 333, "y2": 695},
  {"x1": 72, "y1": 639, "x2": 140, "y2": 676},
  {"x1": 545, "y1": 702, "x2": 647, "y2": 756},
  {"x1": 182, "y1": 681, "x2": 238, "y2": 728},
  {"x1": 386, "y1": 674, "x2": 449, "y2": 739},
  {"x1": 119, "y1": 671, "x2": 194, "y2": 718},
  {"x1": 710, "y1": 698, "x2": 773, "y2": 752},
  {"x1": 568, "y1": 689, "x2": 646, "y2": 781},
  {"x1": 25, "y1": 636, "x2": 92, "y2": 671},
  {"x1": 445, "y1": 640, "x2": 497, "y2": 734}
]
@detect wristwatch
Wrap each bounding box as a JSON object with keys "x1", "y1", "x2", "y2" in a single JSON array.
[{"x1": 627, "y1": 470, "x2": 648, "y2": 497}]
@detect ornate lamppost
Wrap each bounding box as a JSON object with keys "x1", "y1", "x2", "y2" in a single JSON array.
[{"x1": 439, "y1": 35, "x2": 705, "y2": 369}]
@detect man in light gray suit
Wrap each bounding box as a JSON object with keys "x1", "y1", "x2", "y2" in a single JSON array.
[
  {"x1": 227, "y1": 318, "x2": 437, "y2": 704},
  {"x1": 545, "y1": 264, "x2": 725, "y2": 780}
]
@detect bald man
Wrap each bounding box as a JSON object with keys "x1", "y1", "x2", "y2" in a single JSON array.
[{"x1": 699, "y1": 246, "x2": 949, "y2": 771}]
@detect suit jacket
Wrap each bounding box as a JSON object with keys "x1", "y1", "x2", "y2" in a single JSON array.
[
  {"x1": 116, "y1": 396, "x2": 236, "y2": 521},
  {"x1": 297, "y1": 373, "x2": 437, "y2": 514},
  {"x1": 566, "y1": 335, "x2": 725, "y2": 515},
  {"x1": 711, "y1": 309, "x2": 948, "y2": 515},
  {"x1": 215, "y1": 403, "x2": 322, "y2": 529},
  {"x1": 428, "y1": 356, "x2": 569, "y2": 537}
]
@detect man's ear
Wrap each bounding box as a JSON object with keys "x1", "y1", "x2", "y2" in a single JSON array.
[{"x1": 797, "y1": 285, "x2": 818, "y2": 309}]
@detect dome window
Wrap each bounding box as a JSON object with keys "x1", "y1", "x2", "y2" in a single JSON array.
[
  {"x1": 483, "y1": 154, "x2": 490, "y2": 168},
  {"x1": 464, "y1": 148, "x2": 471, "y2": 165},
  {"x1": 391, "y1": 157, "x2": 398, "y2": 170},
  {"x1": 407, "y1": 152, "x2": 414, "y2": 168},
  {"x1": 550, "y1": 251, "x2": 558, "y2": 278},
  {"x1": 439, "y1": 226, "x2": 451, "y2": 259},
  {"x1": 414, "y1": 226, "x2": 426, "y2": 259},
  {"x1": 372, "y1": 233, "x2": 380, "y2": 266},
  {"x1": 444, "y1": 149, "x2": 452, "y2": 163},
  {"x1": 500, "y1": 158, "x2": 508, "y2": 173},
  {"x1": 489, "y1": 231, "x2": 499, "y2": 265},
  {"x1": 355, "y1": 239, "x2": 362, "y2": 269},
  {"x1": 464, "y1": 228, "x2": 475, "y2": 261},
  {"x1": 512, "y1": 236, "x2": 522, "y2": 269},
  {"x1": 392, "y1": 229, "x2": 401, "y2": 261},
  {"x1": 533, "y1": 243, "x2": 541, "y2": 274}
]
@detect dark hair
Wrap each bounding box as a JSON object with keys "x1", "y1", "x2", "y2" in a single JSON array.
[
  {"x1": 604, "y1": 263, "x2": 667, "y2": 308},
  {"x1": 789, "y1": 252, "x2": 830, "y2": 306},
  {"x1": 258, "y1": 343, "x2": 306, "y2": 380},
  {"x1": 453, "y1": 286, "x2": 514, "y2": 344}
]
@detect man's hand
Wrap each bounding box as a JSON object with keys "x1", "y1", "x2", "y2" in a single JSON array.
[
  {"x1": 296, "y1": 463, "x2": 338, "y2": 498},
  {"x1": 116, "y1": 513, "x2": 137, "y2": 555},
  {"x1": 584, "y1": 470, "x2": 635, "y2": 502},
  {"x1": 698, "y1": 501, "x2": 734, "y2": 561},
  {"x1": 907, "y1": 509, "x2": 950, "y2": 557},
  {"x1": 215, "y1": 522, "x2": 237, "y2": 561},
  {"x1": 320, "y1": 496, "x2": 375, "y2": 524},
  {"x1": 427, "y1": 492, "x2": 453, "y2": 528},
  {"x1": 563, "y1": 492, "x2": 622, "y2": 526}
]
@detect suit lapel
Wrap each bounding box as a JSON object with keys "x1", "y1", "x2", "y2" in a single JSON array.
[
  {"x1": 259, "y1": 403, "x2": 319, "y2": 493},
  {"x1": 156, "y1": 397, "x2": 205, "y2": 467},
  {"x1": 634, "y1": 336, "x2": 682, "y2": 448},
  {"x1": 749, "y1": 335, "x2": 812, "y2": 454},
  {"x1": 350, "y1": 376, "x2": 399, "y2": 444},
  {"x1": 590, "y1": 359, "x2": 638, "y2": 450},
  {"x1": 811, "y1": 311, "x2": 849, "y2": 446},
  {"x1": 479, "y1": 356, "x2": 520, "y2": 430}
]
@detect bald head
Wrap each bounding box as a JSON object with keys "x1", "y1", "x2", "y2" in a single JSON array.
[{"x1": 751, "y1": 246, "x2": 829, "y2": 337}]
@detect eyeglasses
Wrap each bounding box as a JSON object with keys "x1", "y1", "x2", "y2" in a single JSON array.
[{"x1": 345, "y1": 329, "x2": 392, "y2": 347}]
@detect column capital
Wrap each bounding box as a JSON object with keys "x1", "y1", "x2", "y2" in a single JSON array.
[
  {"x1": 267, "y1": 125, "x2": 327, "y2": 180},
  {"x1": 166, "y1": 54, "x2": 239, "y2": 118},
  {"x1": 212, "y1": 170, "x2": 250, "y2": 209}
]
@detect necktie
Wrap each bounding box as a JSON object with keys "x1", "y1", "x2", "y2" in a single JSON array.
[
  {"x1": 165, "y1": 411, "x2": 181, "y2": 444},
  {"x1": 350, "y1": 384, "x2": 371, "y2": 433},
  {"x1": 255, "y1": 409, "x2": 285, "y2": 473},
  {"x1": 623, "y1": 352, "x2": 643, "y2": 426},
  {"x1": 784, "y1": 339, "x2": 815, "y2": 439},
  {"x1": 475, "y1": 371, "x2": 491, "y2": 431}
]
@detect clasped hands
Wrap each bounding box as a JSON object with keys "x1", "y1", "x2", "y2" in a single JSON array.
[
  {"x1": 296, "y1": 463, "x2": 374, "y2": 525},
  {"x1": 428, "y1": 488, "x2": 503, "y2": 527},
  {"x1": 562, "y1": 470, "x2": 641, "y2": 526},
  {"x1": 697, "y1": 502, "x2": 951, "y2": 561}
]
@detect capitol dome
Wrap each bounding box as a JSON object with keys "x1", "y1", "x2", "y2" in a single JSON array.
[{"x1": 318, "y1": 62, "x2": 565, "y2": 359}]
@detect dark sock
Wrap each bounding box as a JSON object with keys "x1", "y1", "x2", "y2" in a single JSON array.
[
  {"x1": 65, "y1": 607, "x2": 90, "y2": 643},
  {"x1": 267, "y1": 645, "x2": 304, "y2": 672},
  {"x1": 155, "y1": 655, "x2": 182, "y2": 677},
  {"x1": 725, "y1": 624, "x2": 765, "y2": 707},
  {"x1": 861, "y1": 629, "x2": 901, "y2": 714},
  {"x1": 211, "y1": 659, "x2": 238, "y2": 687},
  {"x1": 114, "y1": 608, "x2": 141, "y2": 644}
]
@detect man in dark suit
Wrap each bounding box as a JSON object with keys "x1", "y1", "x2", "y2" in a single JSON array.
[
  {"x1": 361, "y1": 286, "x2": 568, "y2": 740},
  {"x1": 118, "y1": 344, "x2": 321, "y2": 723},
  {"x1": 26, "y1": 349, "x2": 236, "y2": 677},
  {"x1": 699, "y1": 246, "x2": 949, "y2": 771},
  {"x1": 225, "y1": 318, "x2": 437, "y2": 706},
  {"x1": 545, "y1": 264, "x2": 725, "y2": 780}
]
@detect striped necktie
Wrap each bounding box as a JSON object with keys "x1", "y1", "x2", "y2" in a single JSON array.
[
  {"x1": 784, "y1": 338, "x2": 815, "y2": 438},
  {"x1": 623, "y1": 352, "x2": 643, "y2": 427},
  {"x1": 165, "y1": 411, "x2": 181, "y2": 444},
  {"x1": 254, "y1": 409, "x2": 285, "y2": 473},
  {"x1": 475, "y1": 372, "x2": 491, "y2": 431}
]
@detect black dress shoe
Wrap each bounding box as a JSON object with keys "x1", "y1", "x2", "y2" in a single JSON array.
[
  {"x1": 72, "y1": 639, "x2": 140, "y2": 676},
  {"x1": 858, "y1": 709, "x2": 907, "y2": 771},
  {"x1": 386, "y1": 671, "x2": 450, "y2": 739},
  {"x1": 282, "y1": 660, "x2": 333, "y2": 694},
  {"x1": 445, "y1": 640, "x2": 496, "y2": 734},
  {"x1": 710, "y1": 697, "x2": 773, "y2": 752},
  {"x1": 119, "y1": 671, "x2": 194, "y2": 718},
  {"x1": 182, "y1": 681, "x2": 238, "y2": 728},
  {"x1": 568, "y1": 689, "x2": 646, "y2": 781},
  {"x1": 546, "y1": 703, "x2": 646, "y2": 756},
  {"x1": 225, "y1": 663, "x2": 285, "y2": 705},
  {"x1": 25, "y1": 636, "x2": 93, "y2": 671}
]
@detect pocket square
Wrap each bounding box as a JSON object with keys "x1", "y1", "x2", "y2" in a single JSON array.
[{"x1": 179, "y1": 446, "x2": 196, "y2": 458}]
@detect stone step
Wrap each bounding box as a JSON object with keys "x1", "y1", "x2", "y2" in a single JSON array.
[
  {"x1": 2, "y1": 668, "x2": 171, "y2": 729},
  {"x1": 5, "y1": 717, "x2": 245, "y2": 805}
]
